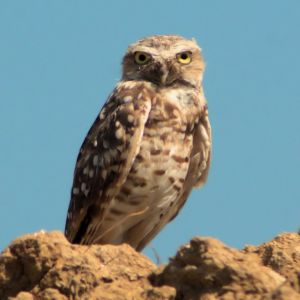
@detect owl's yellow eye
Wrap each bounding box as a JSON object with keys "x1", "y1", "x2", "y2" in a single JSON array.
[
  {"x1": 134, "y1": 52, "x2": 151, "y2": 65},
  {"x1": 177, "y1": 52, "x2": 192, "y2": 64}
]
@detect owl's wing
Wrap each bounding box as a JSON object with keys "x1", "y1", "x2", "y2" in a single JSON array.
[
  {"x1": 168, "y1": 105, "x2": 211, "y2": 223},
  {"x1": 190, "y1": 105, "x2": 212, "y2": 188},
  {"x1": 65, "y1": 82, "x2": 152, "y2": 244}
]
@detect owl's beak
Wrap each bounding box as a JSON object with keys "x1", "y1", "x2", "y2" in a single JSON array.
[
  {"x1": 160, "y1": 69, "x2": 169, "y2": 85},
  {"x1": 160, "y1": 62, "x2": 178, "y2": 86},
  {"x1": 153, "y1": 61, "x2": 169, "y2": 85},
  {"x1": 160, "y1": 60, "x2": 178, "y2": 86},
  {"x1": 148, "y1": 60, "x2": 177, "y2": 86}
]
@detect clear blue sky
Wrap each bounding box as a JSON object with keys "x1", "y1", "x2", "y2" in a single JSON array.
[{"x1": 1, "y1": 1, "x2": 299, "y2": 263}]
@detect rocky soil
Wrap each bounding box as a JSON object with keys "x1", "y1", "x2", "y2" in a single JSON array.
[{"x1": 0, "y1": 231, "x2": 299, "y2": 300}]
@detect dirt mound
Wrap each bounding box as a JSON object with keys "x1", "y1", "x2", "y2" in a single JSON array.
[{"x1": 0, "y1": 231, "x2": 299, "y2": 299}]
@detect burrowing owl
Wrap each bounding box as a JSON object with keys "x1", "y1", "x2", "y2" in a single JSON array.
[{"x1": 65, "y1": 35, "x2": 211, "y2": 251}]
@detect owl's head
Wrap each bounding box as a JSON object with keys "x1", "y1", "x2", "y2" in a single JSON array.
[{"x1": 122, "y1": 35, "x2": 205, "y2": 88}]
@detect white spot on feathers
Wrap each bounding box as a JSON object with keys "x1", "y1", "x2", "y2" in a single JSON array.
[
  {"x1": 89, "y1": 169, "x2": 94, "y2": 178},
  {"x1": 115, "y1": 128, "x2": 123, "y2": 139},
  {"x1": 123, "y1": 95, "x2": 133, "y2": 103},
  {"x1": 81, "y1": 182, "x2": 86, "y2": 192},
  {"x1": 93, "y1": 155, "x2": 99, "y2": 166},
  {"x1": 73, "y1": 187, "x2": 80, "y2": 195},
  {"x1": 127, "y1": 114, "x2": 134, "y2": 123}
]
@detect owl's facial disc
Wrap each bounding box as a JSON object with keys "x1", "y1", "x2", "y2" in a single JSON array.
[
  {"x1": 122, "y1": 35, "x2": 205, "y2": 87},
  {"x1": 123, "y1": 49, "x2": 203, "y2": 88}
]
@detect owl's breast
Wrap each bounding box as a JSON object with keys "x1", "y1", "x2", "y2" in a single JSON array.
[
  {"x1": 99, "y1": 86, "x2": 203, "y2": 243},
  {"x1": 123, "y1": 106, "x2": 193, "y2": 210},
  {"x1": 147, "y1": 87, "x2": 203, "y2": 130},
  {"x1": 124, "y1": 87, "x2": 201, "y2": 209}
]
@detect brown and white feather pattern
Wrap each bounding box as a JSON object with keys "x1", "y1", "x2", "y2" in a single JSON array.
[
  {"x1": 65, "y1": 35, "x2": 212, "y2": 251},
  {"x1": 65, "y1": 81, "x2": 152, "y2": 243}
]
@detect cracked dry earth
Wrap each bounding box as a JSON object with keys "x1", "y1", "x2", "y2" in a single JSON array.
[{"x1": 0, "y1": 231, "x2": 299, "y2": 300}]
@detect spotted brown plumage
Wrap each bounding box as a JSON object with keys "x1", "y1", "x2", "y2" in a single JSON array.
[{"x1": 65, "y1": 35, "x2": 212, "y2": 251}]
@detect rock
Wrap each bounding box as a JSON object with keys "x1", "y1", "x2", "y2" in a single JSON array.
[
  {"x1": 151, "y1": 234, "x2": 300, "y2": 299},
  {"x1": 0, "y1": 231, "x2": 174, "y2": 300},
  {"x1": 0, "y1": 231, "x2": 299, "y2": 299},
  {"x1": 244, "y1": 232, "x2": 300, "y2": 294}
]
